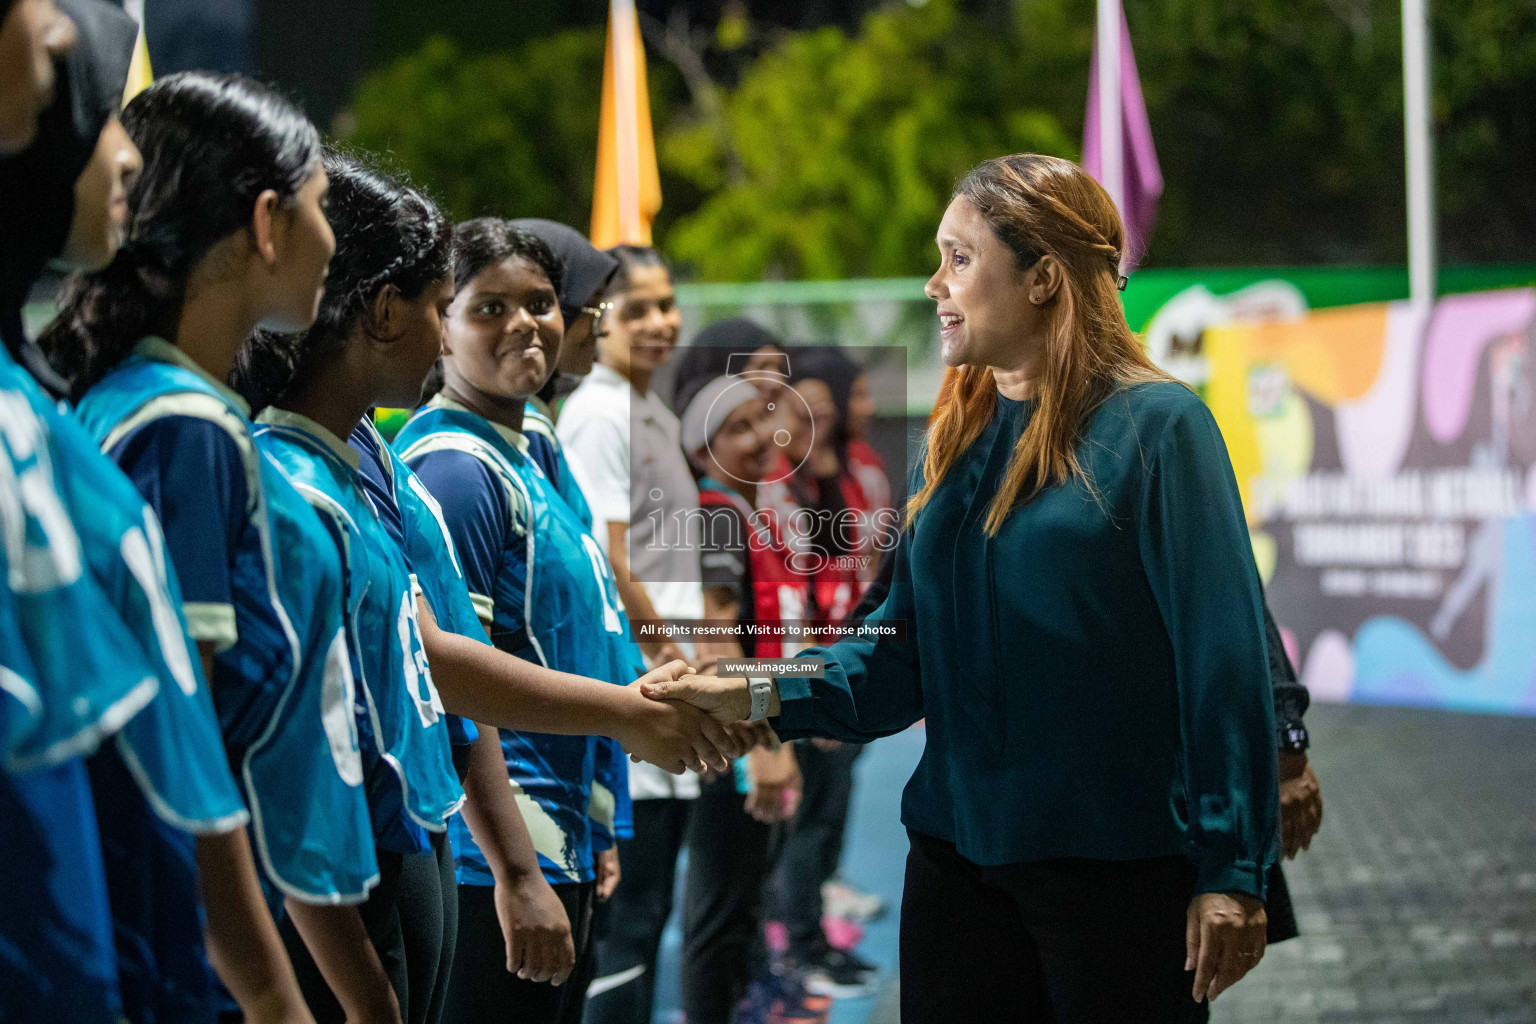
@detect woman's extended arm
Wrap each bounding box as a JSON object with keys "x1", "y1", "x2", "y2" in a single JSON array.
[{"x1": 643, "y1": 528, "x2": 924, "y2": 741}]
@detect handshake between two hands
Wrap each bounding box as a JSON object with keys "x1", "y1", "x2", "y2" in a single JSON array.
[{"x1": 619, "y1": 661, "x2": 767, "y2": 775}]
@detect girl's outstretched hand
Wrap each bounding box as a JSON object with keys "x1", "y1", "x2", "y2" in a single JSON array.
[{"x1": 633, "y1": 658, "x2": 696, "y2": 687}]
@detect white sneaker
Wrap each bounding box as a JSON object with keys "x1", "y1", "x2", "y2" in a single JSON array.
[{"x1": 821, "y1": 880, "x2": 886, "y2": 923}]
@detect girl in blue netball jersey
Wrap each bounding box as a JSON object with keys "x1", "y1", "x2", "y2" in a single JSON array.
[
  {"x1": 42, "y1": 72, "x2": 407, "y2": 1024},
  {"x1": 232, "y1": 152, "x2": 466, "y2": 1024},
  {"x1": 393, "y1": 219, "x2": 667, "y2": 1024},
  {"x1": 0, "y1": 5, "x2": 218, "y2": 1021},
  {"x1": 232, "y1": 158, "x2": 744, "y2": 1024}
]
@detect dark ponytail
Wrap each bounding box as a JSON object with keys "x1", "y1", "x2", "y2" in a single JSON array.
[
  {"x1": 41, "y1": 71, "x2": 320, "y2": 399},
  {"x1": 418, "y1": 217, "x2": 562, "y2": 405},
  {"x1": 232, "y1": 150, "x2": 451, "y2": 413}
]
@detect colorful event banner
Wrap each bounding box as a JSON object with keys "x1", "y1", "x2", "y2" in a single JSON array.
[{"x1": 1200, "y1": 288, "x2": 1536, "y2": 715}]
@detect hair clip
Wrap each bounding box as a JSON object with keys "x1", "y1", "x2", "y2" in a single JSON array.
[{"x1": 1114, "y1": 273, "x2": 1128, "y2": 292}]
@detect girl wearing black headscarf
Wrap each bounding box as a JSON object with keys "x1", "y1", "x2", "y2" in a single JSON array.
[
  {"x1": 513, "y1": 217, "x2": 619, "y2": 413},
  {"x1": 0, "y1": 9, "x2": 151, "y2": 1024},
  {"x1": 0, "y1": 0, "x2": 137, "y2": 392},
  {"x1": 0, "y1": 0, "x2": 77, "y2": 154},
  {"x1": 512, "y1": 218, "x2": 620, "y2": 533}
]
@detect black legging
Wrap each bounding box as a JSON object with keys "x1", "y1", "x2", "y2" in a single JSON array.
[
  {"x1": 585, "y1": 797, "x2": 692, "y2": 1024},
  {"x1": 681, "y1": 771, "x2": 775, "y2": 1024},
  {"x1": 444, "y1": 880, "x2": 596, "y2": 1024},
  {"x1": 395, "y1": 829, "x2": 457, "y2": 1024},
  {"x1": 283, "y1": 829, "x2": 456, "y2": 1024},
  {"x1": 899, "y1": 830, "x2": 1209, "y2": 1024},
  {"x1": 772, "y1": 739, "x2": 860, "y2": 957}
]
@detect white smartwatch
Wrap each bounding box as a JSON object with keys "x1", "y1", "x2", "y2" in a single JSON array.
[{"x1": 747, "y1": 677, "x2": 774, "y2": 722}]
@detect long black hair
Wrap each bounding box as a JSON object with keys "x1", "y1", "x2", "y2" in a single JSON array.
[
  {"x1": 418, "y1": 217, "x2": 562, "y2": 405},
  {"x1": 40, "y1": 71, "x2": 321, "y2": 398},
  {"x1": 790, "y1": 345, "x2": 860, "y2": 463},
  {"x1": 231, "y1": 150, "x2": 451, "y2": 413}
]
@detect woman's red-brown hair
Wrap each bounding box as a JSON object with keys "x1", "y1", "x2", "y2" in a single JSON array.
[{"x1": 908, "y1": 154, "x2": 1174, "y2": 535}]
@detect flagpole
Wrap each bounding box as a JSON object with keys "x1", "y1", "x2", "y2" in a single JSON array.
[
  {"x1": 1096, "y1": 0, "x2": 1124, "y2": 222},
  {"x1": 1402, "y1": 0, "x2": 1436, "y2": 306}
]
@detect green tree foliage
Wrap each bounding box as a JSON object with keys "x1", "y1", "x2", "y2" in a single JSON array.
[
  {"x1": 341, "y1": 0, "x2": 1536, "y2": 278},
  {"x1": 1010, "y1": 0, "x2": 1536, "y2": 267},
  {"x1": 343, "y1": 31, "x2": 608, "y2": 225},
  {"x1": 660, "y1": 0, "x2": 1074, "y2": 280}
]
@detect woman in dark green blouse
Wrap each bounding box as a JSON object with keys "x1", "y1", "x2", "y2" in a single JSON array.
[{"x1": 645, "y1": 154, "x2": 1279, "y2": 1022}]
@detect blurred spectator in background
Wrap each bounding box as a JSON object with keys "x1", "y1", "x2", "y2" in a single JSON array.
[
  {"x1": 677, "y1": 370, "x2": 805, "y2": 1024},
  {"x1": 564, "y1": 245, "x2": 709, "y2": 1024},
  {"x1": 757, "y1": 347, "x2": 882, "y2": 999}
]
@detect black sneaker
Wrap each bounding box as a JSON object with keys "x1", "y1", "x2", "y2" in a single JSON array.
[{"x1": 795, "y1": 942, "x2": 878, "y2": 999}]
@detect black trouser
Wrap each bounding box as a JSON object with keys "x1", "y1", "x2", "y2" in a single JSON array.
[
  {"x1": 773, "y1": 740, "x2": 860, "y2": 955},
  {"x1": 283, "y1": 830, "x2": 456, "y2": 1024},
  {"x1": 900, "y1": 830, "x2": 1210, "y2": 1024},
  {"x1": 681, "y1": 772, "x2": 775, "y2": 1024},
  {"x1": 585, "y1": 797, "x2": 692, "y2": 1024},
  {"x1": 444, "y1": 880, "x2": 597, "y2": 1024}
]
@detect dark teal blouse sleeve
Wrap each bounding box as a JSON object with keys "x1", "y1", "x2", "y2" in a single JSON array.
[
  {"x1": 1138, "y1": 399, "x2": 1280, "y2": 901},
  {"x1": 772, "y1": 523, "x2": 924, "y2": 743}
]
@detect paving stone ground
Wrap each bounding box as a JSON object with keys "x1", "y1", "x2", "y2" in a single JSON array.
[
  {"x1": 1210, "y1": 703, "x2": 1536, "y2": 1024},
  {"x1": 860, "y1": 703, "x2": 1536, "y2": 1023}
]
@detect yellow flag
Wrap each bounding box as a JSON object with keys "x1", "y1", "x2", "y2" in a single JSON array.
[
  {"x1": 122, "y1": 0, "x2": 153, "y2": 104},
  {"x1": 590, "y1": 0, "x2": 661, "y2": 248}
]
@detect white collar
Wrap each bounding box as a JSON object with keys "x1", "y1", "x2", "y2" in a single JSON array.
[
  {"x1": 134, "y1": 337, "x2": 252, "y2": 418},
  {"x1": 256, "y1": 406, "x2": 361, "y2": 470}
]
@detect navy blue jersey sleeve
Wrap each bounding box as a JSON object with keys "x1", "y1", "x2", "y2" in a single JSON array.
[
  {"x1": 408, "y1": 449, "x2": 508, "y2": 626},
  {"x1": 109, "y1": 415, "x2": 249, "y2": 651},
  {"x1": 523, "y1": 431, "x2": 561, "y2": 486}
]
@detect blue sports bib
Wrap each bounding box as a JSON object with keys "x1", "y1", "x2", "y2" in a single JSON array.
[
  {"x1": 256, "y1": 409, "x2": 463, "y2": 853},
  {"x1": 0, "y1": 348, "x2": 165, "y2": 777},
  {"x1": 76, "y1": 341, "x2": 377, "y2": 900},
  {"x1": 398, "y1": 400, "x2": 638, "y2": 884}
]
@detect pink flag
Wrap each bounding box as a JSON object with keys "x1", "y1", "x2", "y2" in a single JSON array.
[{"x1": 1083, "y1": 2, "x2": 1162, "y2": 270}]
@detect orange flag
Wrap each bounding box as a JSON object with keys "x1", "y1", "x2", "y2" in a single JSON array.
[
  {"x1": 590, "y1": 0, "x2": 662, "y2": 247},
  {"x1": 123, "y1": 0, "x2": 153, "y2": 103}
]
